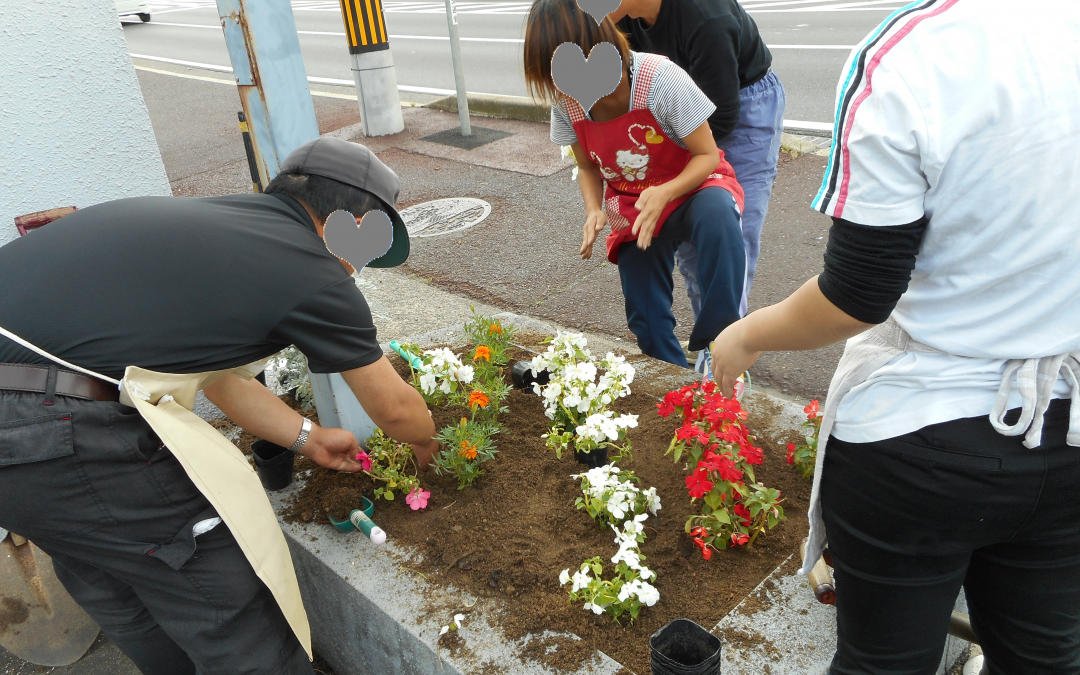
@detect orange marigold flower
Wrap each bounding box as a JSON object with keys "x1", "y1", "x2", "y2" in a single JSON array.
[
  {"x1": 460, "y1": 441, "x2": 478, "y2": 460},
  {"x1": 468, "y1": 390, "x2": 490, "y2": 408},
  {"x1": 488, "y1": 324, "x2": 502, "y2": 334},
  {"x1": 473, "y1": 345, "x2": 491, "y2": 361}
]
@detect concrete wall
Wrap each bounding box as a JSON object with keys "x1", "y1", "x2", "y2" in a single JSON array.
[{"x1": 0, "y1": 0, "x2": 170, "y2": 247}]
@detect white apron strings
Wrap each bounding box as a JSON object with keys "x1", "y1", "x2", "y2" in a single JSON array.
[
  {"x1": 0, "y1": 325, "x2": 120, "y2": 386},
  {"x1": 803, "y1": 317, "x2": 1080, "y2": 574}
]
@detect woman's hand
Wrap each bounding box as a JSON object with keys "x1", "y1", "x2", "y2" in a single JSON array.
[
  {"x1": 633, "y1": 184, "x2": 673, "y2": 249},
  {"x1": 710, "y1": 321, "x2": 762, "y2": 398},
  {"x1": 581, "y1": 209, "x2": 608, "y2": 259}
]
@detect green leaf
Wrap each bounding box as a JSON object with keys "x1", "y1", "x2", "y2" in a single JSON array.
[
  {"x1": 672, "y1": 444, "x2": 683, "y2": 463},
  {"x1": 385, "y1": 490, "x2": 395, "y2": 501},
  {"x1": 703, "y1": 490, "x2": 724, "y2": 510}
]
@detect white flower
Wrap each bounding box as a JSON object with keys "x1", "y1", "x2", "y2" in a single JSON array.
[
  {"x1": 611, "y1": 543, "x2": 642, "y2": 569},
  {"x1": 559, "y1": 569, "x2": 571, "y2": 585},
  {"x1": 585, "y1": 601, "x2": 604, "y2": 615},
  {"x1": 571, "y1": 569, "x2": 592, "y2": 593},
  {"x1": 419, "y1": 372, "x2": 437, "y2": 395},
  {"x1": 637, "y1": 565, "x2": 657, "y2": 582},
  {"x1": 440, "y1": 625, "x2": 449, "y2": 636},
  {"x1": 616, "y1": 414, "x2": 639, "y2": 430},
  {"x1": 453, "y1": 613, "x2": 465, "y2": 629},
  {"x1": 645, "y1": 487, "x2": 661, "y2": 515},
  {"x1": 623, "y1": 513, "x2": 648, "y2": 537},
  {"x1": 636, "y1": 581, "x2": 660, "y2": 606}
]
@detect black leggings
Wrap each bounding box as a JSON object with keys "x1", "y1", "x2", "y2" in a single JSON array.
[{"x1": 821, "y1": 399, "x2": 1080, "y2": 675}]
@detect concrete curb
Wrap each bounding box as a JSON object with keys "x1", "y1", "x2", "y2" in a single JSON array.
[
  {"x1": 425, "y1": 93, "x2": 552, "y2": 124},
  {"x1": 780, "y1": 132, "x2": 831, "y2": 157}
]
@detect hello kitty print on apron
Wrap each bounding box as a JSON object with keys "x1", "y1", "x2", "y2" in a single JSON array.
[{"x1": 565, "y1": 54, "x2": 743, "y2": 263}]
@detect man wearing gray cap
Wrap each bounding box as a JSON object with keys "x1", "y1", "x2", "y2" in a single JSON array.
[{"x1": 0, "y1": 138, "x2": 435, "y2": 674}]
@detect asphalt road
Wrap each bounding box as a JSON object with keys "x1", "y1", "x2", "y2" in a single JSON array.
[{"x1": 122, "y1": 0, "x2": 904, "y2": 126}]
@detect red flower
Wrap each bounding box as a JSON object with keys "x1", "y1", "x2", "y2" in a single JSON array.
[
  {"x1": 734, "y1": 503, "x2": 752, "y2": 526},
  {"x1": 786, "y1": 443, "x2": 796, "y2": 465},
  {"x1": 738, "y1": 443, "x2": 764, "y2": 465},
  {"x1": 676, "y1": 423, "x2": 710, "y2": 447},
  {"x1": 689, "y1": 526, "x2": 706, "y2": 537},
  {"x1": 804, "y1": 400, "x2": 820, "y2": 420},
  {"x1": 692, "y1": 537, "x2": 713, "y2": 560},
  {"x1": 714, "y1": 455, "x2": 743, "y2": 483},
  {"x1": 685, "y1": 469, "x2": 713, "y2": 499},
  {"x1": 730, "y1": 532, "x2": 750, "y2": 547},
  {"x1": 657, "y1": 396, "x2": 676, "y2": 417}
]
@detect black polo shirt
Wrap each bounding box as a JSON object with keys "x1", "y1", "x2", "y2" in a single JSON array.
[
  {"x1": 618, "y1": 0, "x2": 772, "y2": 141},
  {"x1": 0, "y1": 193, "x2": 382, "y2": 381}
]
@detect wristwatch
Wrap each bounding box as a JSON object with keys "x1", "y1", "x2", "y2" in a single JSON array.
[{"x1": 289, "y1": 418, "x2": 312, "y2": 453}]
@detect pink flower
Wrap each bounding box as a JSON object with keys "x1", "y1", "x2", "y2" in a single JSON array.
[
  {"x1": 354, "y1": 450, "x2": 372, "y2": 471},
  {"x1": 405, "y1": 487, "x2": 430, "y2": 511}
]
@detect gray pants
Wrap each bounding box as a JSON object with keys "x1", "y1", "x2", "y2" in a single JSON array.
[{"x1": 0, "y1": 390, "x2": 312, "y2": 675}]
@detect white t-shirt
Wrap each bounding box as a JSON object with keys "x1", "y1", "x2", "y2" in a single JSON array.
[
  {"x1": 550, "y1": 52, "x2": 716, "y2": 149},
  {"x1": 813, "y1": 0, "x2": 1080, "y2": 443}
]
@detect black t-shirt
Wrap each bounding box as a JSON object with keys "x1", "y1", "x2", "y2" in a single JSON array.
[
  {"x1": 0, "y1": 193, "x2": 383, "y2": 380},
  {"x1": 618, "y1": 0, "x2": 772, "y2": 141}
]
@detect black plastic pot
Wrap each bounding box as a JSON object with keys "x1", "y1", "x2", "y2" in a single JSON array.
[
  {"x1": 574, "y1": 446, "x2": 609, "y2": 469},
  {"x1": 510, "y1": 361, "x2": 550, "y2": 392},
  {"x1": 650, "y1": 619, "x2": 722, "y2": 675},
  {"x1": 251, "y1": 440, "x2": 296, "y2": 491}
]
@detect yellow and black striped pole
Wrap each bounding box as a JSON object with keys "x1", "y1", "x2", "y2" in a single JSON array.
[
  {"x1": 339, "y1": 0, "x2": 389, "y2": 53},
  {"x1": 339, "y1": 0, "x2": 404, "y2": 135}
]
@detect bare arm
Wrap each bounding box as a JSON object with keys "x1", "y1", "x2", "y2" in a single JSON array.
[
  {"x1": 203, "y1": 375, "x2": 363, "y2": 472},
  {"x1": 633, "y1": 121, "x2": 720, "y2": 249},
  {"x1": 341, "y1": 356, "x2": 439, "y2": 469},
  {"x1": 575, "y1": 142, "x2": 610, "y2": 260},
  {"x1": 710, "y1": 277, "x2": 875, "y2": 396}
]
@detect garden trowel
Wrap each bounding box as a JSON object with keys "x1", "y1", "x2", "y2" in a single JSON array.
[{"x1": 0, "y1": 534, "x2": 100, "y2": 666}]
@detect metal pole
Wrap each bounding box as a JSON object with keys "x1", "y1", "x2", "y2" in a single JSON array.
[
  {"x1": 443, "y1": 0, "x2": 471, "y2": 136},
  {"x1": 216, "y1": 0, "x2": 320, "y2": 184},
  {"x1": 339, "y1": 0, "x2": 405, "y2": 136}
]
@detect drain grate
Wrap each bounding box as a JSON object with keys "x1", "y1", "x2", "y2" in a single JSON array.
[{"x1": 400, "y1": 198, "x2": 491, "y2": 238}]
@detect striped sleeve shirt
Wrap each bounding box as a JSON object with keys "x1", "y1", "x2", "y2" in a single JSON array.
[{"x1": 550, "y1": 52, "x2": 716, "y2": 149}]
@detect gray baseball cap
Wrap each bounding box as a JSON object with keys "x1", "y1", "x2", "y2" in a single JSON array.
[{"x1": 278, "y1": 137, "x2": 409, "y2": 268}]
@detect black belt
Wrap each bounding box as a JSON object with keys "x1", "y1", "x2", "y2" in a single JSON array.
[{"x1": 0, "y1": 363, "x2": 120, "y2": 402}]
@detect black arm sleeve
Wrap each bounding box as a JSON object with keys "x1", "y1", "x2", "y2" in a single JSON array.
[
  {"x1": 817, "y1": 216, "x2": 928, "y2": 324},
  {"x1": 269, "y1": 278, "x2": 384, "y2": 373}
]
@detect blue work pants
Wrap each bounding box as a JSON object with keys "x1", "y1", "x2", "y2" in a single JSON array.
[
  {"x1": 677, "y1": 71, "x2": 786, "y2": 319},
  {"x1": 617, "y1": 186, "x2": 744, "y2": 367}
]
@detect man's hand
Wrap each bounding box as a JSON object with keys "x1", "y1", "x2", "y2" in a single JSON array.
[
  {"x1": 411, "y1": 437, "x2": 441, "y2": 471},
  {"x1": 633, "y1": 184, "x2": 672, "y2": 250},
  {"x1": 581, "y1": 209, "x2": 608, "y2": 259},
  {"x1": 301, "y1": 425, "x2": 363, "y2": 472}
]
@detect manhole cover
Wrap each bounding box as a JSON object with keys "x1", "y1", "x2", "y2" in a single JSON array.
[{"x1": 400, "y1": 198, "x2": 491, "y2": 238}]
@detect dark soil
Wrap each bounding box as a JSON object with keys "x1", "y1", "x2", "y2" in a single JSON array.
[{"x1": 268, "y1": 344, "x2": 811, "y2": 674}]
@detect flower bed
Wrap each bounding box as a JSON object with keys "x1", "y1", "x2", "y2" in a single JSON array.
[{"x1": 278, "y1": 330, "x2": 812, "y2": 674}]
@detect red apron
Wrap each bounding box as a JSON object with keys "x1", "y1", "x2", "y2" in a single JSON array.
[{"x1": 565, "y1": 54, "x2": 744, "y2": 264}]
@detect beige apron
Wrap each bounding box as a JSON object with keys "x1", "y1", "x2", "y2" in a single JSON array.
[
  {"x1": 0, "y1": 327, "x2": 312, "y2": 658},
  {"x1": 801, "y1": 317, "x2": 1080, "y2": 574}
]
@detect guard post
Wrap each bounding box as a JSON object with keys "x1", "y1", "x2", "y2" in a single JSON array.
[
  {"x1": 215, "y1": 0, "x2": 379, "y2": 445},
  {"x1": 340, "y1": 0, "x2": 405, "y2": 136}
]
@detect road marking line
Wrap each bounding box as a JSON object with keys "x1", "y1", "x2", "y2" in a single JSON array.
[
  {"x1": 135, "y1": 61, "x2": 837, "y2": 134},
  {"x1": 125, "y1": 21, "x2": 859, "y2": 47}
]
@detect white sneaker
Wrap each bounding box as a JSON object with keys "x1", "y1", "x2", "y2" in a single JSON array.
[{"x1": 962, "y1": 655, "x2": 985, "y2": 675}]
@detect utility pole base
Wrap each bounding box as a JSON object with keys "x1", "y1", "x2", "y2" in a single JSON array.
[{"x1": 352, "y1": 50, "x2": 405, "y2": 137}]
